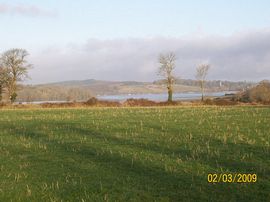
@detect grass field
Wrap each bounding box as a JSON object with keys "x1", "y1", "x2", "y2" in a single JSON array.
[{"x1": 0, "y1": 106, "x2": 269, "y2": 201}]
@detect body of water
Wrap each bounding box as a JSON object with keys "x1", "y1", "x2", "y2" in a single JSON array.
[
  {"x1": 17, "y1": 91, "x2": 236, "y2": 104},
  {"x1": 97, "y1": 91, "x2": 236, "y2": 102}
]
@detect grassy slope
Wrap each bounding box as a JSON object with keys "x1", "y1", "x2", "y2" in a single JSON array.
[{"x1": 0, "y1": 107, "x2": 269, "y2": 201}]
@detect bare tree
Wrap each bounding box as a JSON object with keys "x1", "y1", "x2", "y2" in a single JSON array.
[
  {"x1": 158, "y1": 52, "x2": 176, "y2": 102},
  {"x1": 0, "y1": 66, "x2": 7, "y2": 102},
  {"x1": 196, "y1": 63, "x2": 210, "y2": 101},
  {"x1": 0, "y1": 49, "x2": 32, "y2": 103}
]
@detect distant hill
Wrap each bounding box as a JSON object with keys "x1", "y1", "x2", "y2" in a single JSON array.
[{"x1": 16, "y1": 79, "x2": 255, "y2": 102}]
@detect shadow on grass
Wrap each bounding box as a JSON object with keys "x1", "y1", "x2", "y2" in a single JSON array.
[
  {"x1": 1, "y1": 120, "x2": 270, "y2": 201},
  {"x1": 45, "y1": 121, "x2": 270, "y2": 173}
]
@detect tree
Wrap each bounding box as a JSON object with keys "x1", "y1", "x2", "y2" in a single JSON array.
[
  {"x1": 0, "y1": 65, "x2": 9, "y2": 102},
  {"x1": 196, "y1": 63, "x2": 210, "y2": 101},
  {"x1": 0, "y1": 49, "x2": 32, "y2": 103},
  {"x1": 0, "y1": 66, "x2": 7, "y2": 102},
  {"x1": 158, "y1": 52, "x2": 176, "y2": 102}
]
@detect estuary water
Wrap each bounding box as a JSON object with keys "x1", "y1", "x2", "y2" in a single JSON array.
[
  {"x1": 17, "y1": 91, "x2": 236, "y2": 104},
  {"x1": 97, "y1": 91, "x2": 236, "y2": 102}
]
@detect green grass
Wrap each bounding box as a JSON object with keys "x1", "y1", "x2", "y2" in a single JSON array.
[{"x1": 0, "y1": 106, "x2": 269, "y2": 201}]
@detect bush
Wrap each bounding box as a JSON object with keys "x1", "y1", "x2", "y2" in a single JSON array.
[
  {"x1": 85, "y1": 97, "x2": 98, "y2": 105},
  {"x1": 41, "y1": 102, "x2": 78, "y2": 108},
  {"x1": 238, "y1": 81, "x2": 270, "y2": 104},
  {"x1": 84, "y1": 97, "x2": 121, "y2": 107},
  {"x1": 0, "y1": 102, "x2": 7, "y2": 108},
  {"x1": 203, "y1": 99, "x2": 214, "y2": 105},
  {"x1": 123, "y1": 98, "x2": 157, "y2": 106},
  {"x1": 123, "y1": 98, "x2": 181, "y2": 107},
  {"x1": 213, "y1": 99, "x2": 237, "y2": 106},
  {"x1": 203, "y1": 97, "x2": 238, "y2": 106},
  {"x1": 158, "y1": 101, "x2": 181, "y2": 106}
]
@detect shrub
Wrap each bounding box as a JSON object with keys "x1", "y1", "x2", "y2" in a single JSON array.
[
  {"x1": 85, "y1": 97, "x2": 98, "y2": 105},
  {"x1": 0, "y1": 102, "x2": 7, "y2": 108},
  {"x1": 84, "y1": 97, "x2": 120, "y2": 107},
  {"x1": 213, "y1": 99, "x2": 237, "y2": 106},
  {"x1": 123, "y1": 98, "x2": 157, "y2": 106},
  {"x1": 123, "y1": 98, "x2": 181, "y2": 107},
  {"x1": 158, "y1": 101, "x2": 181, "y2": 106},
  {"x1": 238, "y1": 81, "x2": 270, "y2": 104},
  {"x1": 203, "y1": 99, "x2": 214, "y2": 105}
]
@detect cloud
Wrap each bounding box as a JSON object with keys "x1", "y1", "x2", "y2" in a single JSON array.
[
  {"x1": 28, "y1": 29, "x2": 270, "y2": 84},
  {"x1": 0, "y1": 3, "x2": 57, "y2": 17}
]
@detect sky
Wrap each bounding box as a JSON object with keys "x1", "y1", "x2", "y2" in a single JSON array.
[{"x1": 0, "y1": 0, "x2": 270, "y2": 84}]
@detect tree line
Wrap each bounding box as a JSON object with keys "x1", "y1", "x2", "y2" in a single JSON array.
[
  {"x1": 0, "y1": 49, "x2": 239, "y2": 103},
  {"x1": 0, "y1": 49, "x2": 211, "y2": 103}
]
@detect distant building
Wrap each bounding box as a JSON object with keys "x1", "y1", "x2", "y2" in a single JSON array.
[{"x1": 219, "y1": 81, "x2": 222, "y2": 87}]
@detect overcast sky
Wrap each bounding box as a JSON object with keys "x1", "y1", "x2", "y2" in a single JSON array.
[{"x1": 0, "y1": 0, "x2": 270, "y2": 84}]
